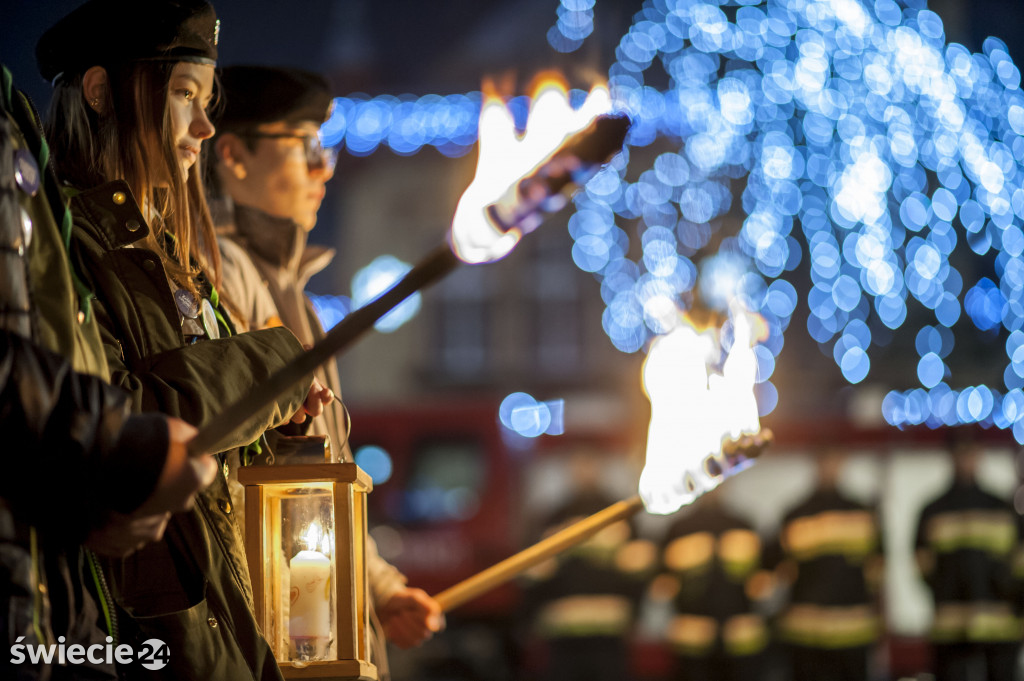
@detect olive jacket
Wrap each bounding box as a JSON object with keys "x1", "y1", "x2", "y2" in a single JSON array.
[{"x1": 69, "y1": 182, "x2": 310, "y2": 681}]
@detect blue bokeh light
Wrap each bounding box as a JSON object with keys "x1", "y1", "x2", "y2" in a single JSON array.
[
  {"x1": 351, "y1": 255, "x2": 423, "y2": 333},
  {"x1": 549, "y1": 0, "x2": 596, "y2": 52},
  {"x1": 498, "y1": 392, "x2": 564, "y2": 438},
  {"x1": 354, "y1": 445, "x2": 394, "y2": 485},
  {"x1": 309, "y1": 293, "x2": 352, "y2": 331}
]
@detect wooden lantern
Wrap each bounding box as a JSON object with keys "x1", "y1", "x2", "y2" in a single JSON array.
[{"x1": 237, "y1": 463, "x2": 377, "y2": 680}]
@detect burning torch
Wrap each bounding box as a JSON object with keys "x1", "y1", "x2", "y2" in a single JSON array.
[
  {"x1": 432, "y1": 304, "x2": 773, "y2": 612},
  {"x1": 190, "y1": 80, "x2": 630, "y2": 455}
]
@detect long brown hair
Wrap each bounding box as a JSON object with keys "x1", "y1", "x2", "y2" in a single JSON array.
[{"x1": 46, "y1": 60, "x2": 221, "y2": 294}]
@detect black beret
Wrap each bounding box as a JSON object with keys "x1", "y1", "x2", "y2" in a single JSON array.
[
  {"x1": 216, "y1": 66, "x2": 333, "y2": 131},
  {"x1": 37, "y1": 0, "x2": 219, "y2": 84}
]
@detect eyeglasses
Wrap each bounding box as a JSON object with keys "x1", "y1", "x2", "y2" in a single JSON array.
[{"x1": 238, "y1": 131, "x2": 337, "y2": 173}]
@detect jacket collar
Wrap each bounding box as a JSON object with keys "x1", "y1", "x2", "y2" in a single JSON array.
[
  {"x1": 69, "y1": 180, "x2": 149, "y2": 249},
  {"x1": 226, "y1": 203, "x2": 335, "y2": 283}
]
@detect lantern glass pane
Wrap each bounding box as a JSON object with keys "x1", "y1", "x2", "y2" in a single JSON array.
[{"x1": 262, "y1": 481, "x2": 338, "y2": 663}]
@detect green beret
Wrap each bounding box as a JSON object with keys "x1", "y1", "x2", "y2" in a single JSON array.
[
  {"x1": 37, "y1": 0, "x2": 219, "y2": 84},
  {"x1": 216, "y1": 65, "x2": 333, "y2": 130}
]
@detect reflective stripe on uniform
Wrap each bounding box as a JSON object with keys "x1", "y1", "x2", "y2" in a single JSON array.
[
  {"x1": 667, "y1": 614, "x2": 717, "y2": 656},
  {"x1": 785, "y1": 510, "x2": 878, "y2": 563},
  {"x1": 665, "y1": 529, "x2": 760, "y2": 581},
  {"x1": 926, "y1": 510, "x2": 1017, "y2": 556},
  {"x1": 537, "y1": 594, "x2": 632, "y2": 638},
  {"x1": 666, "y1": 613, "x2": 768, "y2": 657},
  {"x1": 723, "y1": 613, "x2": 768, "y2": 656},
  {"x1": 778, "y1": 604, "x2": 880, "y2": 648},
  {"x1": 930, "y1": 602, "x2": 1023, "y2": 643}
]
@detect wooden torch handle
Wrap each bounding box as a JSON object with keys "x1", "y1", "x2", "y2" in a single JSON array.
[
  {"x1": 431, "y1": 430, "x2": 774, "y2": 612},
  {"x1": 433, "y1": 495, "x2": 645, "y2": 613}
]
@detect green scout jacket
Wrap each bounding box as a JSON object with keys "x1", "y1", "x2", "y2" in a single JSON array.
[
  {"x1": 2, "y1": 65, "x2": 171, "y2": 681},
  {"x1": 69, "y1": 180, "x2": 311, "y2": 680}
]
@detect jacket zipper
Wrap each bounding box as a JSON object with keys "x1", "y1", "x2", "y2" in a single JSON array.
[{"x1": 86, "y1": 549, "x2": 119, "y2": 644}]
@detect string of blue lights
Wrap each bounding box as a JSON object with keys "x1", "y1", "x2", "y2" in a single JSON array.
[{"x1": 318, "y1": 0, "x2": 1024, "y2": 441}]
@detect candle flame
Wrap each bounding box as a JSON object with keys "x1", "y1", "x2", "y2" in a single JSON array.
[
  {"x1": 450, "y1": 74, "x2": 611, "y2": 264},
  {"x1": 320, "y1": 531, "x2": 333, "y2": 557},
  {"x1": 638, "y1": 303, "x2": 768, "y2": 515},
  {"x1": 303, "y1": 521, "x2": 324, "y2": 552}
]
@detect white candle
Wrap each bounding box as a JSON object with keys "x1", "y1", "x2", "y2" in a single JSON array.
[{"x1": 288, "y1": 549, "x2": 331, "y2": 639}]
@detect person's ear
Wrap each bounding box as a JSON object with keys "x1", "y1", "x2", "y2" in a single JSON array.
[
  {"x1": 215, "y1": 134, "x2": 248, "y2": 180},
  {"x1": 82, "y1": 66, "x2": 109, "y2": 114}
]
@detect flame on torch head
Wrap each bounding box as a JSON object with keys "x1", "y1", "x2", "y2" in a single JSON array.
[
  {"x1": 717, "y1": 303, "x2": 769, "y2": 440},
  {"x1": 450, "y1": 75, "x2": 611, "y2": 264},
  {"x1": 638, "y1": 303, "x2": 768, "y2": 515}
]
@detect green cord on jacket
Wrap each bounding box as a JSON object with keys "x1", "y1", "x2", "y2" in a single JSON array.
[
  {"x1": 28, "y1": 527, "x2": 46, "y2": 647},
  {"x1": 1, "y1": 65, "x2": 95, "y2": 322}
]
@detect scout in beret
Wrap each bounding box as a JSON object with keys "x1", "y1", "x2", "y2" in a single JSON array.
[
  {"x1": 209, "y1": 65, "x2": 335, "y2": 232},
  {"x1": 36, "y1": 0, "x2": 220, "y2": 85},
  {"x1": 37, "y1": 3, "x2": 330, "y2": 680},
  {"x1": 41, "y1": 0, "x2": 221, "y2": 294},
  {"x1": 209, "y1": 65, "x2": 445, "y2": 674}
]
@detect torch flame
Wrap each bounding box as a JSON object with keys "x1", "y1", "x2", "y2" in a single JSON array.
[
  {"x1": 716, "y1": 303, "x2": 766, "y2": 440},
  {"x1": 638, "y1": 304, "x2": 767, "y2": 515},
  {"x1": 450, "y1": 75, "x2": 611, "y2": 264}
]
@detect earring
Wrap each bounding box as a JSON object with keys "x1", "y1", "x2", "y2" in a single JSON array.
[
  {"x1": 233, "y1": 164, "x2": 247, "y2": 180},
  {"x1": 89, "y1": 97, "x2": 100, "y2": 110}
]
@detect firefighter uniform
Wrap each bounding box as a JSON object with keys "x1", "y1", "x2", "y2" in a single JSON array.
[
  {"x1": 774, "y1": 489, "x2": 882, "y2": 681},
  {"x1": 915, "y1": 479, "x2": 1023, "y2": 681},
  {"x1": 522, "y1": 491, "x2": 654, "y2": 681},
  {"x1": 660, "y1": 503, "x2": 769, "y2": 681}
]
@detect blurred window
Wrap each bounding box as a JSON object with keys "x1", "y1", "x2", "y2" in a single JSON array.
[{"x1": 402, "y1": 439, "x2": 485, "y2": 524}]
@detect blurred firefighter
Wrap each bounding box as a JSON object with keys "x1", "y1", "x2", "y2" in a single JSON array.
[
  {"x1": 654, "y1": 486, "x2": 771, "y2": 681},
  {"x1": 521, "y1": 453, "x2": 656, "y2": 681},
  {"x1": 914, "y1": 434, "x2": 1023, "y2": 681},
  {"x1": 772, "y1": 449, "x2": 884, "y2": 681}
]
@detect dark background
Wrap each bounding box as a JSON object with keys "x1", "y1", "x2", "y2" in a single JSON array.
[{"x1": 6, "y1": 0, "x2": 1020, "y2": 108}]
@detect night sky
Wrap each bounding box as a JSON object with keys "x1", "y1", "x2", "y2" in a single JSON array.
[
  {"x1": 3, "y1": 0, "x2": 1021, "y2": 123},
  {"x1": 3, "y1": 0, "x2": 621, "y2": 107}
]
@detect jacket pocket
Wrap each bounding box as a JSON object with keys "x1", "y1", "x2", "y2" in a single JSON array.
[{"x1": 122, "y1": 585, "x2": 255, "y2": 681}]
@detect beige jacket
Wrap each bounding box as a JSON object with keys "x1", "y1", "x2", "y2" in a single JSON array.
[
  {"x1": 214, "y1": 201, "x2": 407, "y2": 674},
  {"x1": 216, "y1": 204, "x2": 347, "y2": 456}
]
